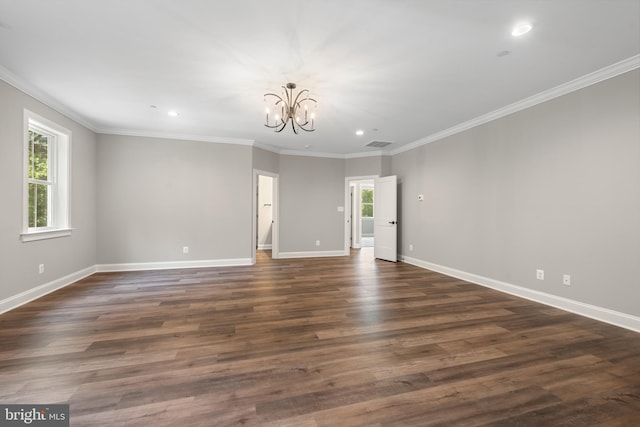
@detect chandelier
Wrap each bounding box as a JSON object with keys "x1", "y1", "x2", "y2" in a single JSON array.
[{"x1": 264, "y1": 83, "x2": 317, "y2": 133}]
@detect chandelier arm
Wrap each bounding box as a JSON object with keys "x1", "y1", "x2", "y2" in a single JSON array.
[
  {"x1": 265, "y1": 94, "x2": 286, "y2": 115},
  {"x1": 292, "y1": 90, "x2": 315, "y2": 130},
  {"x1": 275, "y1": 120, "x2": 286, "y2": 132},
  {"x1": 296, "y1": 123, "x2": 315, "y2": 132},
  {"x1": 292, "y1": 89, "x2": 310, "y2": 107},
  {"x1": 264, "y1": 93, "x2": 284, "y2": 102},
  {"x1": 282, "y1": 86, "x2": 292, "y2": 111},
  {"x1": 264, "y1": 93, "x2": 288, "y2": 129}
]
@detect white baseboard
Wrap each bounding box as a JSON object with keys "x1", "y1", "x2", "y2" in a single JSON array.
[
  {"x1": 279, "y1": 250, "x2": 346, "y2": 259},
  {"x1": 401, "y1": 255, "x2": 640, "y2": 333},
  {"x1": 96, "y1": 258, "x2": 253, "y2": 272},
  {"x1": 257, "y1": 244, "x2": 273, "y2": 250},
  {"x1": 0, "y1": 265, "x2": 96, "y2": 315}
]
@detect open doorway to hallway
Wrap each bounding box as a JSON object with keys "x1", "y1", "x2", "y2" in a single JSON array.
[
  {"x1": 257, "y1": 175, "x2": 273, "y2": 250},
  {"x1": 345, "y1": 176, "x2": 376, "y2": 256},
  {"x1": 253, "y1": 170, "x2": 279, "y2": 263}
]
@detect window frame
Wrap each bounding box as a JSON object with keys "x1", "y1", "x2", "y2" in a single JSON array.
[{"x1": 21, "y1": 110, "x2": 72, "y2": 242}]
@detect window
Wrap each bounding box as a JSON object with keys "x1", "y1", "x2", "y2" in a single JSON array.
[
  {"x1": 361, "y1": 188, "x2": 373, "y2": 218},
  {"x1": 21, "y1": 110, "x2": 71, "y2": 242}
]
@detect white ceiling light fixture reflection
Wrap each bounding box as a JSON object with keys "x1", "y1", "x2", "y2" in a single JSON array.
[{"x1": 512, "y1": 22, "x2": 532, "y2": 37}]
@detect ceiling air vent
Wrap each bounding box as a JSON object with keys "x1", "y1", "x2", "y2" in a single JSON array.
[{"x1": 365, "y1": 140, "x2": 392, "y2": 148}]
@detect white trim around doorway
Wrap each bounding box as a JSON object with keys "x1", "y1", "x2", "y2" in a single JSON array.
[
  {"x1": 344, "y1": 175, "x2": 378, "y2": 255},
  {"x1": 253, "y1": 169, "x2": 280, "y2": 264}
]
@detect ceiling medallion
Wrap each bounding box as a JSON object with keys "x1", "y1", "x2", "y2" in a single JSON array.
[{"x1": 264, "y1": 83, "x2": 317, "y2": 134}]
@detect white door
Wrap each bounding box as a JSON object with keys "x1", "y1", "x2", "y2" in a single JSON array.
[{"x1": 374, "y1": 175, "x2": 397, "y2": 262}]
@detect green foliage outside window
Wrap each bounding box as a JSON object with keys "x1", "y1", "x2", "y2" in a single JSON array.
[
  {"x1": 361, "y1": 189, "x2": 373, "y2": 217},
  {"x1": 28, "y1": 130, "x2": 50, "y2": 228}
]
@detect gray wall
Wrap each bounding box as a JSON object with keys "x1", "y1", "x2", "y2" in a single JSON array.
[
  {"x1": 252, "y1": 146, "x2": 280, "y2": 174},
  {"x1": 279, "y1": 155, "x2": 346, "y2": 253},
  {"x1": 0, "y1": 80, "x2": 97, "y2": 301},
  {"x1": 97, "y1": 135, "x2": 253, "y2": 263},
  {"x1": 346, "y1": 155, "x2": 382, "y2": 177},
  {"x1": 392, "y1": 69, "x2": 640, "y2": 316}
]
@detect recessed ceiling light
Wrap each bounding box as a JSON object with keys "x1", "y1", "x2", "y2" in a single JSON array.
[
  {"x1": 355, "y1": 130, "x2": 364, "y2": 136},
  {"x1": 511, "y1": 23, "x2": 532, "y2": 37},
  {"x1": 168, "y1": 110, "x2": 179, "y2": 117}
]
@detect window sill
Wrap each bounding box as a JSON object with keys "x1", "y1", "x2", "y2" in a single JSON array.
[{"x1": 21, "y1": 228, "x2": 73, "y2": 242}]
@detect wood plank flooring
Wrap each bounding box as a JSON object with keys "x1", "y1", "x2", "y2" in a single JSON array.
[{"x1": 1, "y1": 249, "x2": 639, "y2": 426}]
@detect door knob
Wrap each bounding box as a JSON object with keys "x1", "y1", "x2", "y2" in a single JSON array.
[{"x1": 388, "y1": 220, "x2": 397, "y2": 225}]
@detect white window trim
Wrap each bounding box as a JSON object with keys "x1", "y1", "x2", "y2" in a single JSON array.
[{"x1": 21, "y1": 110, "x2": 73, "y2": 243}]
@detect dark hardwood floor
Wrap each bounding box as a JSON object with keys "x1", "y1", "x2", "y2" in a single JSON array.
[{"x1": 1, "y1": 249, "x2": 639, "y2": 426}]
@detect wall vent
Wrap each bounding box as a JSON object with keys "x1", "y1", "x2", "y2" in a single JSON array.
[{"x1": 365, "y1": 140, "x2": 392, "y2": 148}]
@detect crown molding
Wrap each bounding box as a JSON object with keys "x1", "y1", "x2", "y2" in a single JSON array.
[
  {"x1": 253, "y1": 141, "x2": 390, "y2": 159},
  {"x1": 96, "y1": 128, "x2": 254, "y2": 146},
  {"x1": 344, "y1": 150, "x2": 391, "y2": 159},
  {"x1": 279, "y1": 149, "x2": 347, "y2": 159},
  {"x1": 0, "y1": 64, "x2": 98, "y2": 132},
  {"x1": 391, "y1": 54, "x2": 640, "y2": 156}
]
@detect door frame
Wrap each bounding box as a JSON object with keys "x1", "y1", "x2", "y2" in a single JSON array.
[
  {"x1": 253, "y1": 169, "x2": 279, "y2": 263},
  {"x1": 344, "y1": 175, "x2": 378, "y2": 255}
]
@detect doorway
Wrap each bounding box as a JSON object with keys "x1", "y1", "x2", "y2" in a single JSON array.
[
  {"x1": 253, "y1": 169, "x2": 279, "y2": 263},
  {"x1": 344, "y1": 176, "x2": 377, "y2": 256},
  {"x1": 257, "y1": 175, "x2": 273, "y2": 250}
]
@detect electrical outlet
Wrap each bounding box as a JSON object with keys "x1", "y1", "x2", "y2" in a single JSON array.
[
  {"x1": 563, "y1": 274, "x2": 571, "y2": 286},
  {"x1": 38, "y1": 264, "x2": 44, "y2": 274},
  {"x1": 409, "y1": 244, "x2": 413, "y2": 251},
  {"x1": 315, "y1": 240, "x2": 320, "y2": 246},
  {"x1": 536, "y1": 269, "x2": 544, "y2": 280},
  {"x1": 183, "y1": 246, "x2": 189, "y2": 254}
]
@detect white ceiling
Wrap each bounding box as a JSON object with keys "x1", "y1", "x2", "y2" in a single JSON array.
[{"x1": 0, "y1": 0, "x2": 639, "y2": 156}]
